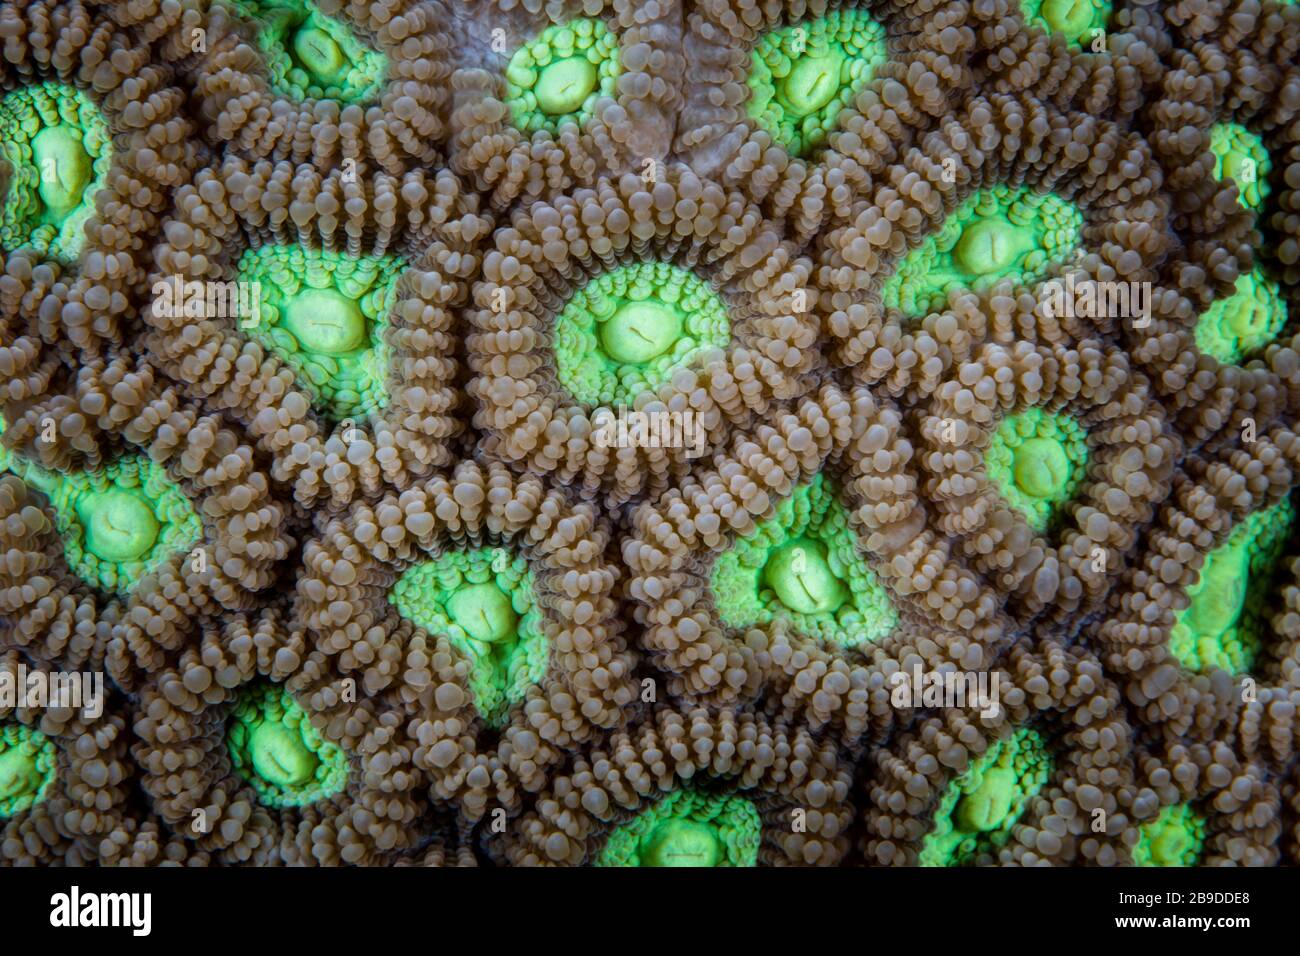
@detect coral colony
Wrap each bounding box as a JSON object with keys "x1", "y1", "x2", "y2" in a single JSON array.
[{"x1": 0, "y1": 0, "x2": 1297, "y2": 871}]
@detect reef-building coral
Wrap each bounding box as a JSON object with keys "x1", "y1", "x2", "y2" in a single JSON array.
[{"x1": 1, "y1": 0, "x2": 1300, "y2": 874}]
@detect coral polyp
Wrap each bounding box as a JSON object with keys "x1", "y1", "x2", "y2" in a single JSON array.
[
  {"x1": 711, "y1": 473, "x2": 897, "y2": 648},
  {"x1": 596, "y1": 789, "x2": 762, "y2": 867},
  {"x1": 4, "y1": 0, "x2": 1300, "y2": 881},
  {"x1": 746, "y1": 11, "x2": 888, "y2": 158},
  {"x1": 235, "y1": 246, "x2": 405, "y2": 422},
  {"x1": 0, "y1": 723, "x2": 56, "y2": 819},
  {"x1": 919, "y1": 727, "x2": 1053, "y2": 867},
  {"x1": 505, "y1": 19, "x2": 620, "y2": 135},
  {"x1": 0, "y1": 441, "x2": 202, "y2": 595},
  {"x1": 227, "y1": 0, "x2": 387, "y2": 104},
  {"x1": 227, "y1": 683, "x2": 349, "y2": 808},
  {"x1": 882, "y1": 185, "x2": 1085, "y2": 316},
  {"x1": 554, "y1": 262, "x2": 730, "y2": 407},
  {"x1": 388, "y1": 547, "x2": 548, "y2": 727},
  {"x1": 0, "y1": 83, "x2": 111, "y2": 262}
]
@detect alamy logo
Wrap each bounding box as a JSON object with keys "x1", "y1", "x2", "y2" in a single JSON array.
[
  {"x1": 151, "y1": 275, "x2": 262, "y2": 328},
  {"x1": 889, "y1": 664, "x2": 1002, "y2": 719},
  {"x1": 49, "y1": 887, "x2": 151, "y2": 936},
  {"x1": 0, "y1": 665, "x2": 103, "y2": 719}
]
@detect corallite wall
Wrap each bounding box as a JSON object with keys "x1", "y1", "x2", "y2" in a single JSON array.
[{"x1": 0, "y1": 0, "x2": 1299, "y2": 869}]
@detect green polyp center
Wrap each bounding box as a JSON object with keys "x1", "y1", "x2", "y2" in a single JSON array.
[
  {"x1": 388, "y1": 547, "x2": 548, "y2": 728},
  {"x1": 953, "y1": 217, "x2": 1027, "y2": 276},
  {"x1": 291, "y1": 25, "x2": 347, "y2": 86},
  {"x1": 0, "y1": 437, "x2": 202, "y2": 595},
  {"x1": 1194, "y1": 266, "x2": 1289, "y2": 365},
  {"x1": 597, "y1": 789, "x2": 762, "y2": 867},
  {"x1": 505, "y1": 18, "x2": 620, "y2": 135},
  {"x1": 227, "y1": 683, "x2": 349, "y2": 808},
  {"x1": 1170, "y1": 498, "x2": 1294, "y2": 675},
  {"x1": 639, "y1": 819, "x2": 724, "y2": 867},
  {"x1": 446, "y1": 581, "x2": 519, "y2": 646},
  {"x1": 598, "y1": 301, "x2": 683, "y2": 365},
  {"x1": 282, "y1": 287, "x2": 368, "y2": 355},
  {"x1": 1012, "y1": 436, "x2": 1073, "y2": 501},
  {"x1": 554, "y1": 261, "x2": 730, "y2": 407},
  {"x1": 1134, "y1": 804, "x2": 1206, "y2": 867},
  {"x1": 81, "y1": 487, "x2": 161, "y2": 563},
  {"x1": 762, "y1": 537, "x2": 849, "y2": 615},
  {"x1": 1021, "y1": 0, "x2": 1111, "y2": 46},
  {"x1": 536, "y1": 57, "x2": 599, "y2": 116},
  {"x1": 1041, "y1": 0, "x2": 1096, "y2": 36},
  {"x1": 0, "y1": 82, "x2": 111, "y2": 262},
  {"x1": 780, "y1": 50, "x2": 846, "y2": 117},
  {"x1": 953, "y1": 767, "x2": 1018, "y2": 833},
  {"x1": 237, "y1": 245, "x2": 404, "y2": 422},
  {"x1": 883, "y1": 184, "x2": 1084, "y2": 316},
  {"x1": 747, "y1": 10, "x2": 888, "y2": 158},
  {"x1": 1183, "y1": 544, "x2": 1248, "y2": 636},
  {"x1": 0, "y1": 724, "x2": 56, "y2": 818},
  {"x1": 986, "y1": 408, "x2": 1090, "y2": 533},
  {"x1": 712, "y1": 473, "x2": 897, "y2": 648},
  {"x1": 1209, "y1": 122, "x2": 1271, "y2": 211},
  {"x1": 229, "y1": 0, "x2": 387, "y2": 104},
  {"x1": 0, "y1": 746, "x2": 42, "y2": 803},
  {"x1": 249, "y1": 720, "x2": 319, "y2": 788},
  {"x1": 921, "y1": 727, "x2": 1053, "y2": 867},
  {"x1": 32, "y1": 125, "x2": 92, "y2": 221}
]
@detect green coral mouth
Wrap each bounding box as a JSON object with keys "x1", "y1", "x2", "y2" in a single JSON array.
[
  {"x1": 554, "y1": 261, "x2": 730, "y2": 407},
  {"x1": 0, "y1": 427, "x2": 202, "y2": 595},
  {"x1": 1194, "y1": 266, "x2": 1289, "y2": 365},
  {"x1": 227, "y1": 683, "x2": 349, "y2": 807},
  {"x1": 1133, "y1": 803, "x2": 1206, "y2": 867},
  {"x1": 882, "y1": 184, "x2": 1084, "y2": 317},
  {"x1": 711, "y1": 473, "x2": 897, "y2": 648},
  {"x1": 1169, "y1": 498, "x2": 1295, "y2": 674},
  {"x1": 227, "y1": 0, "x2": 388, "y2": 104},
  {"x1": 920, "y1": 727, "x2": 1053, "y2": 867},
  {"x1": 388, "y1": 547, "x2": 548, "y2": 728},
  {"x1": 986, "y1": 408, "x2": 1090, "y2": 533},
  {"x1": 1209, "y1": 122, "x2": 1271, "y2": 211},
  {"x1": 506, "y1": 19, "x2": 620, "y2": 135},
  {"x1": 597, "y1": 789, "x2": 762, "y2": 867},
  {"x1": 1021, "y1": 0, "x2": 1113, "y2": 46},
  {"x1": 0, "y1": 82, "x2": 111, "y2": 262},
  {"x1": 747, "y1": 10, "x2": 888, "y2": 157},
  {"x1": 0, "y1": 723, "x2": 56, "y2": 819},
  {"x1": 236, "y1": 245, "x2": 405, "y2": 423}
]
